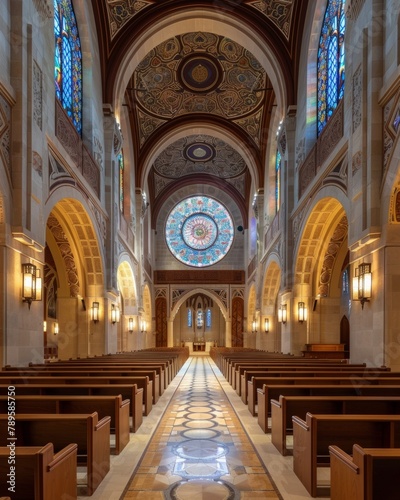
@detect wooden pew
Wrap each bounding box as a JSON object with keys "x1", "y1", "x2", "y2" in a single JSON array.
[
  {"x1": 0, "y1": 412, "x2": 111, "y2": 496},
  {"x1": 248, "y1": 376, "x2": 400, "y2": 416},
  {"x1": 292, "y1": 413, "x2": 400, "y2": 497},
  {"x1": 24, "y1": 361, "x2": 170, "y2": 390},
  {"x1": 270, "y1": 395, "x2": 400, "y2": 455},
  {"x1": 231, "y1": 362, "x2": 371, "y2": 391},
  {"x1": 0, "y1": 443, "x2": 77, "y2": 500},
  {"x1": 329, "y1": 444, "x2": 400, "y2": 500},
  {"x1": 0, "y1": 375, "x2": 152, "y2": 416},
  {"x1": 239, "y1": 369, "x2": 396, "y2": 403},
  {"x1": 0, "y1": 394, "x2": 130, "y2": 453},
  {"x1": 0, "y1": 384, "x2": 143, "y2": 431},
  {"x1": 257, "y1": 383, "x2": 400, "y2": 421}
]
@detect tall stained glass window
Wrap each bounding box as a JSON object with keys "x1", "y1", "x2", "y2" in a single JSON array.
[
  {"x1": 187, "y1": 309, "x2": 192, "y2": 328},
  {"x1": 317, "y1": 0, "x2": 346, "y2": 136},
  {"x1": 206, "y1": 308, "x2": 212, "y2": 328},
  {"x1": 118, "y1": 151, "x2": 124, "y2": 213},
  {"x1": 275, "y1": 149, "x2": 281, "y2": 212},
  {"x1": 165, "y1": 196, "x2": 234, "y2": 268},
  {"x1": 54, "y1": 0, "x2": 82, "y2": 135}
]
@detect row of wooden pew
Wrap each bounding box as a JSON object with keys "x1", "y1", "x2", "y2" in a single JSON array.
[
  {"x1": 210, "y1": 347, "x2": 400, "y2": 499},
  {"x1": 0, "y1": 347, "x2": 189, "y2": 499}
]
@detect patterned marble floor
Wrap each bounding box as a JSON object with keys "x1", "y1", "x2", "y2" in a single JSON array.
[{"x1": 121, "y1": 356, "x2": 281, "y2": 499}]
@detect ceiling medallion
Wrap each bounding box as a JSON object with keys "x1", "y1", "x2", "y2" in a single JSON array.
[
  {"x1": 184, "y1": 143, "x2": 216, "y2": 162},
  {"x1": 179, "y1": 54, "x2": 222, "y2": 93},
  {"x1": 165, "y1": 196, "x2": 234, "y2": 268}
]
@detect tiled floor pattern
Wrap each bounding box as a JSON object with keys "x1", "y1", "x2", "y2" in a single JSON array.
[{"x1": 122, "y1": 356, "x2": 282, "y2": 499}]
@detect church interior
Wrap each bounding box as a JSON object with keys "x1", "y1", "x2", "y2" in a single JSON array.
[{"x1": 1, "y1": 0, "x2": 400, "y2": 498}]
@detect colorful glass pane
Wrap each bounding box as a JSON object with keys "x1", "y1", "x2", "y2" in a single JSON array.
[
  {"x1": 275, "y1": 149, "x2": 281, "y2": 211},
  {"x1": 118, "y1": 152, "x2": 124, "y2": 213},
  {"x1": 317, "y1": 0, "x2": 346, "y2": 136},
  {"x1": 187, "y1": 309, "x2": 192, "y2": 328},
  {"x1": 54, "y1": 0, "x2": 82, "y2": 135},
  {"x1": 165, "y1": 196, "x2": 234, "y2": 267},
  {"x1": 206, "y1": 308, "x2": 211, "y2": 328}
]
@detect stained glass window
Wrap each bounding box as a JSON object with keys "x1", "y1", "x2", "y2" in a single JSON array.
[
  {"x1": 206, "y1": 308, "x2": 211, "y2": 328},
  {"x1": 317, "y1": 0, "x2": 346, "y2": 136},
  {"x1": 275, "y1": 149, "x2": 281, "y2": 212},
  {"x1": 54, "y1": 0, "x2": 82, "y2": 135},
  {"x1": 118, "y1": 151, "x2": 124, "y2": 213},
  {"x1": 187, "y1": 309, "x2": 192, "y2": 328},
  {"x1": 165, "y1": 196, "x2": 234, "y2": 267}
]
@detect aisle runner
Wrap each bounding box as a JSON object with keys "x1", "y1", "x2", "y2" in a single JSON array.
[{"x1": 122, "y1": 356, "x2": 281, "y2": 499}]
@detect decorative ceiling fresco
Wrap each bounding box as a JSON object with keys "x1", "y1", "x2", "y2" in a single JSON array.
[
  {"x1": 151, "y1": 135, "x2": 248, "y2": 198},
  {"x1": 103, "y1": 0, "x2": 295, "y2": 42},
  {"x1": 129, "y1": 33, "x2": 269, "y2": 148},
  {"x1": 90, "y1": 0, "x2": 308, "y2": 225}
]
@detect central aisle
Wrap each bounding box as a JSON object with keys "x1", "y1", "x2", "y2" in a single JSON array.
[{"x1": 121, "y1": 355, "x2": 281, "y2": 499}]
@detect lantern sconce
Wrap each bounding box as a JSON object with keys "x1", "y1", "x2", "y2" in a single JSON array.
[
  {"x1": 278, "y1": 304, "x2": 287, "y2": 324},
  {"x1": 128, "y1": 317, "x2": 134, "y2": 333},
  {"x1": 91, "y1": 301, "x2": 99, "y2": 323},
  {"x1": 352, "y1": 262, "x2": 372, "y2": 309},
  {"x1": 251, "y1": 319, "x2": 257, "y2": 334},
  {"x1": 54, "y1": 322, "x2": 59, "y2": 335},
  {"x1": 22, "y1": 263, "x2": 42, "y2": 309},
  {"x1": 111, "y1": 304, "x2": 120, "y2": 324},
  {"x1": 264, "y1": 318, "x2": 270, "y2": 333},
  {"x1": 141, "y1": 320, "x2": 147, "y2": 333},
  {"x1": 298, "y1": 302, "x2": 307, "y2": 323},
  {"x1": 43, "y1": 321, "x2": 47, "y2": 333}
]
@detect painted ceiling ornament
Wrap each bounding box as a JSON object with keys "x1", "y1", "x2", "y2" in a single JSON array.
[
  {"x1": 247, "y1": 0, "x2": 294, "y2": 40},
  {"x1": 165, "y1": 196, "x2": 234, "y2": 267},
  {"x1": 153, "y1": 135, "x2": 246, "y2": 179},
  {"x1": 134, "y1": 32, "x2": 266, "y2": 123}
]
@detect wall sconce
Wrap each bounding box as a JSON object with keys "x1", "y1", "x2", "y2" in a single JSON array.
[
  {"x1": 251, "y1": 319, "x2": 257, "y2": 333},
  {"x1": 264, "y1": 318, "x2": 269, "y2": 333},
  {"x1": 298, "y1": 302, "x2": 307, "y2": 323},
  {"x1": 111, "y1": 304, "x2": 120, "y2": 324},
  {"x1": 352, "y1": 262, "x2": 372, "y2": 309},
  {"x1": 22, "y1": 263, "x2": 42, "y2": 309},
  {"x1": 141, "y1": 320, "x2": 147, "y2": 333},
  {"x1": 54, "y1": 322, "x2": 59, "y2": 335},
  {"x1": 128, "y1": 317, "x2": 134, "y2": 333},
  {"x1": 91, "y1": 301, "x2": 99, "y2": 323},
  {"x1": 43, "y1": 321, "x2": 47, "y2": 333},
  {"x1": 278, "y1": 304, "x2": 287, "y2": 324}
]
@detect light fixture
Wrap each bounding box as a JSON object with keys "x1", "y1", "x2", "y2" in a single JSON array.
[
  {"x1": 115, "y1": 306, "x2": 120, "y2": 323},
  {"x1": 252, "y1": 319, "x2": 257, "y2": 333},
  {"x1": 298, "y1": 302, "x2": 307, "y2": 323},
  {"x1": 22, "y1": 263, "x2": 42, "y2": 309},
  {"x1": 43, "y1": 321, "x2": 47, "y2": 333},
  {"x1": 54, "y1": 322, "x2": 59, "y2": 335},
  {"x1": 111, "y1": 304, "x2": 117, "y2": 324},
  {"x1": 141, "y1": 320, "x2": 147, "y2": 333},
  {"x1": 128, "y1": 317, "x2": 134, "y2": 333},
  {"x1": 278, "y1": 304, "x2": 287, "y2": 324},
  {"x1": 264, "y1": 318, "x2": 269, "y2": 333},
  {"x1": 352, "y1": 262, "x2": 372, "y2": 309},
  {"x1": 91, "y1": 301, "x2": 99, "y2": 323}
]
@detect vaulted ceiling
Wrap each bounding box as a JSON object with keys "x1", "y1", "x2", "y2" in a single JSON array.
[{"x1": 90, "y1": 1, "x2": 308, "y2": 226}]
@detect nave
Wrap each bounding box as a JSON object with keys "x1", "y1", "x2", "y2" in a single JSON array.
[{"x1": 85, "y1": 354, "x2": 318, "y2": 500}]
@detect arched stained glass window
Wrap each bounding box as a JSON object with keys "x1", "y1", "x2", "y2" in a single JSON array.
[
  {"x1": 165, "y1": 196, "x2": 234, "y2": 267},
  {"x1": 206, "y1": 308, "x2": 211, "y2": 328},
  {"x1": 187, "y1": 309, "x2": 192, "y2": 328},
  {"x1": 317, "y1": 0, "x2": 346, "y2": 136},
  {"x1": 275, "y1": 149, "x2": 281, "y2": 212},
  {"x1": 118, "y1": 151, "x2": 124, "y2": 213},
  {"x1": 197, "y1": 310, "x2": 203, "y2": 328},
  {"x1": 54, "y1": 0, "x2": 82, "y2": 135}
]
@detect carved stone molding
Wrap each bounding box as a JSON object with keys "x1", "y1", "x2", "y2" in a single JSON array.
[
  {"x1": 346, "y1": 0, "x2": 366, "y2": 20},
  {"x1": 33, "y1": 0, "x2": 52, "y2": 19}
]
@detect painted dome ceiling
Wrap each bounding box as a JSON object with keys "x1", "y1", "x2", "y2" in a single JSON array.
[{"x1": 131, "y1": 32, "x2": 269, "y2": 148}]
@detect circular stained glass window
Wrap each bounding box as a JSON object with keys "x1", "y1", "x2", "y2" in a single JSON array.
[{"x1": 165, "y1": 196, "x2": 234, "y2": 267}]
